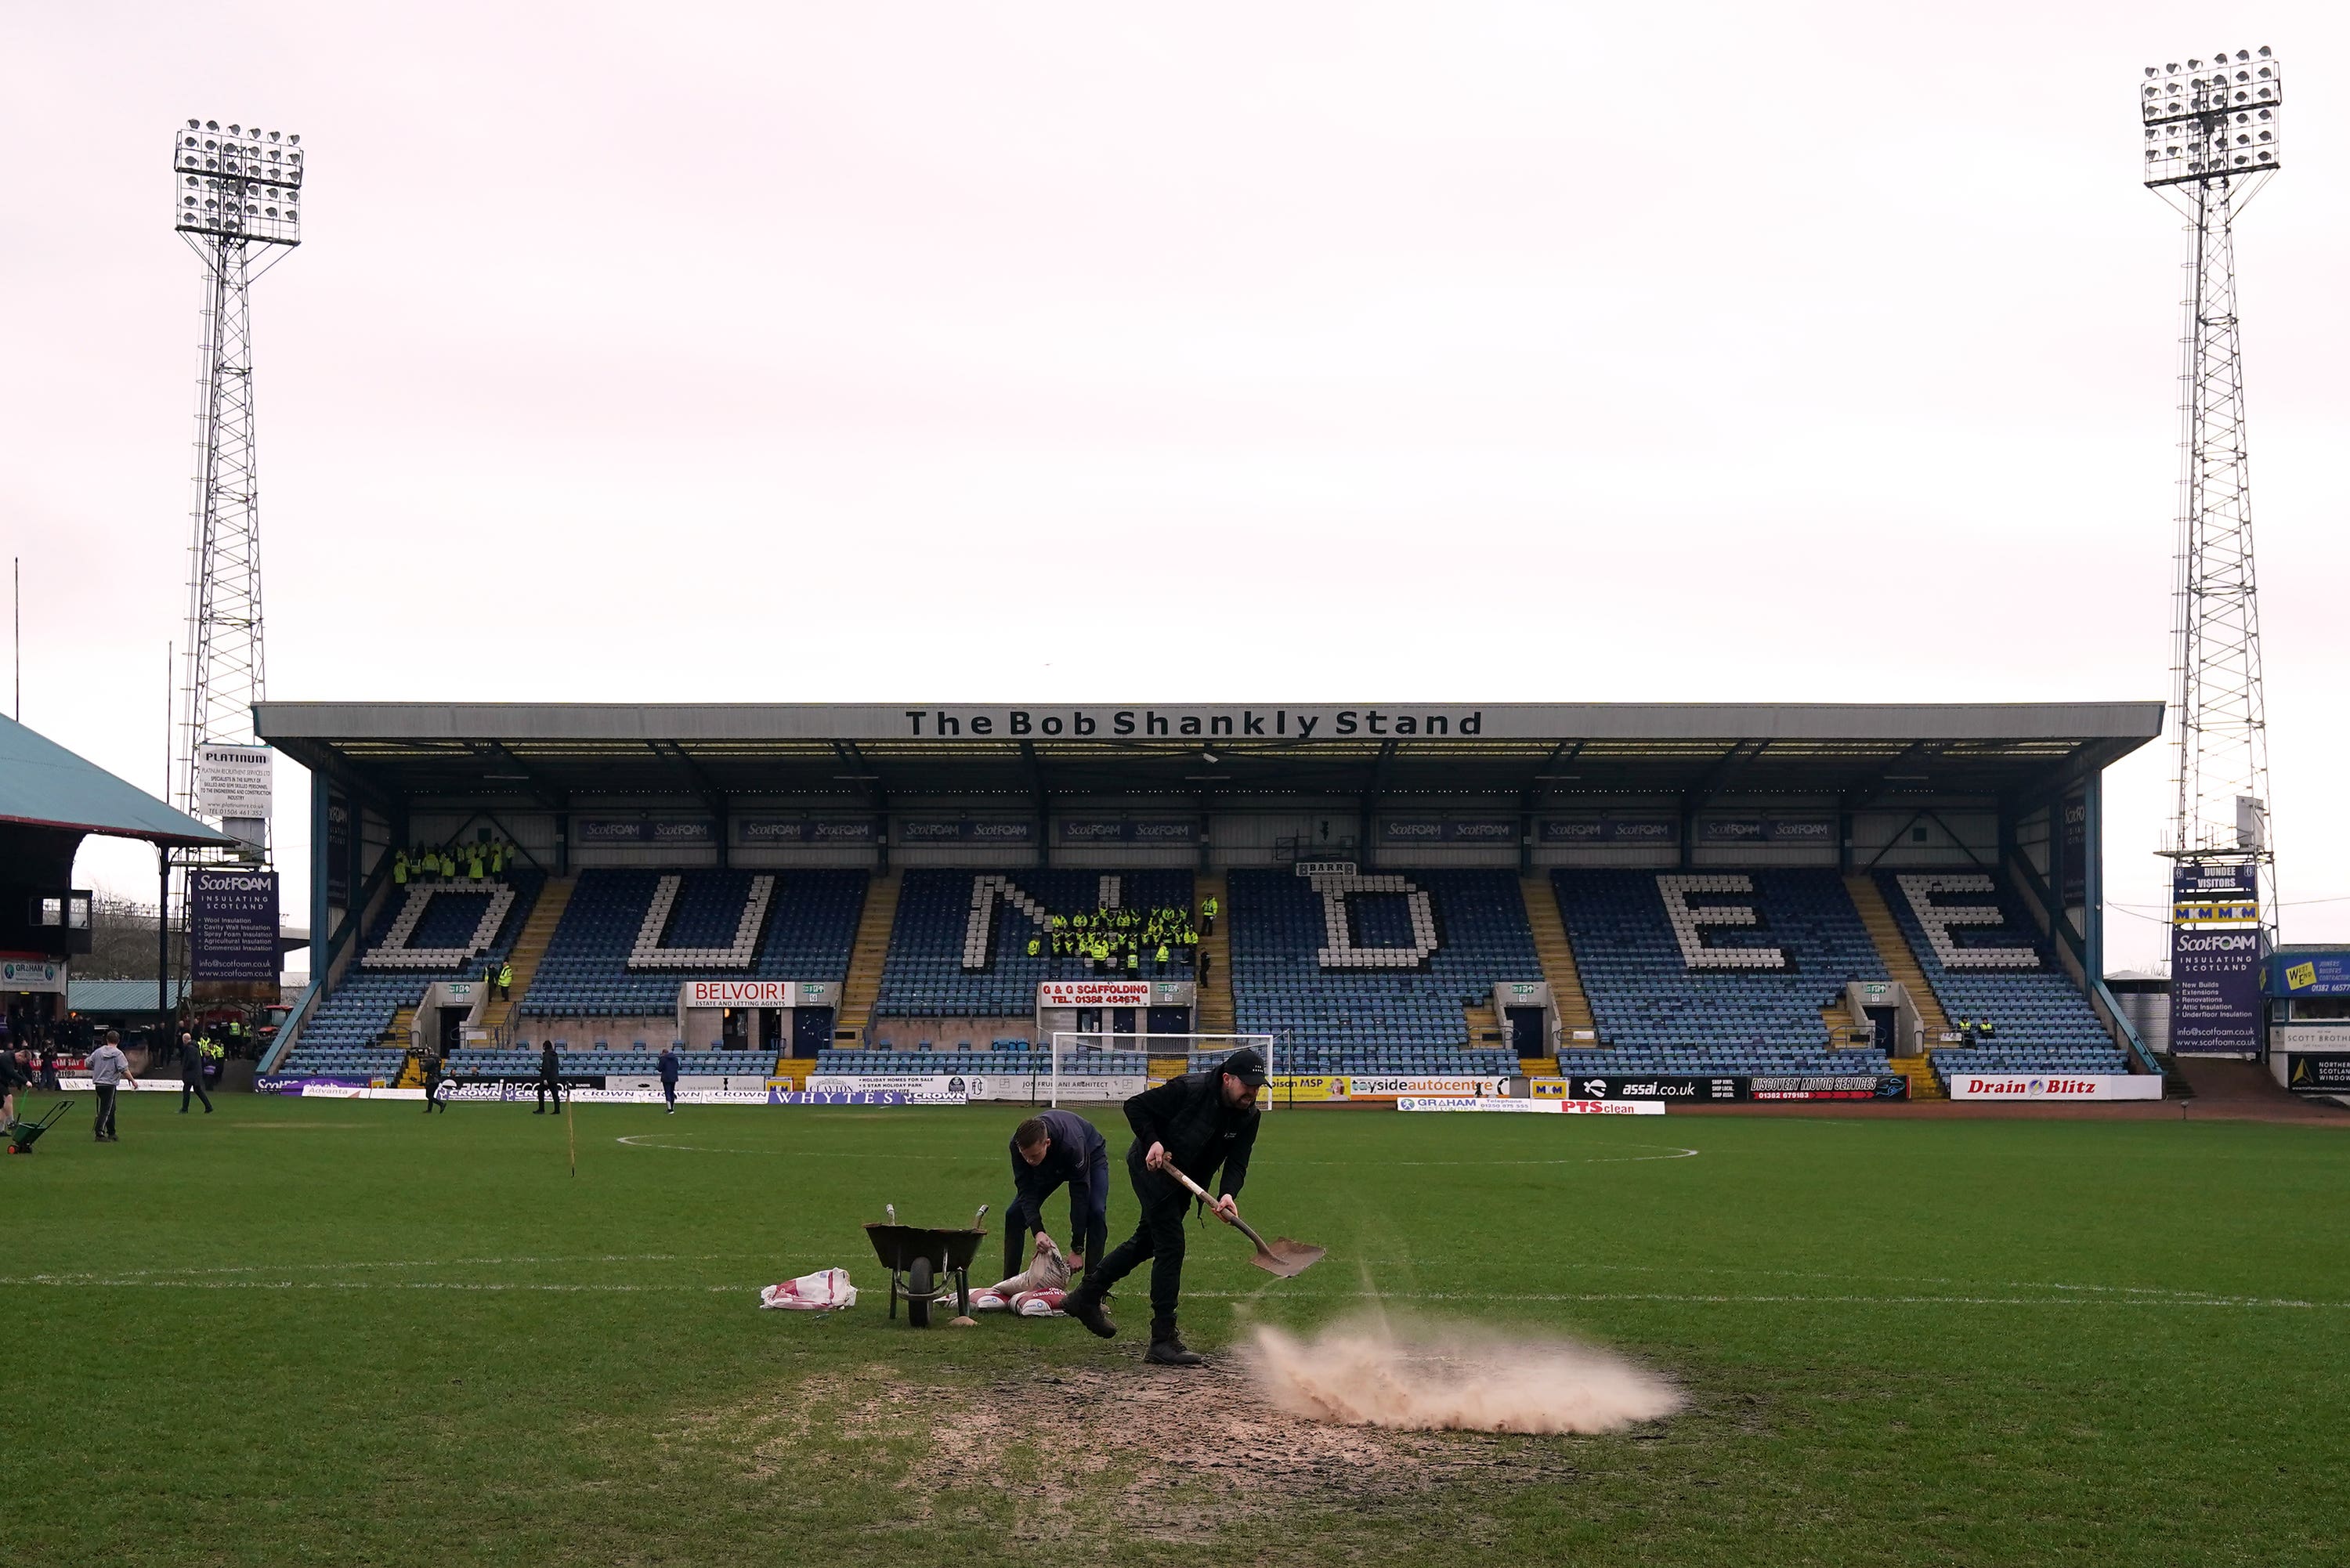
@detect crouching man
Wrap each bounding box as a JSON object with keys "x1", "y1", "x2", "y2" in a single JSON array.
[
  {"x1": 1063, "y1": 1046, "x2": 1264, "y2": 1367},
  {"x1": 1007, "y1": 1108, "x2": 1108, "y2": 1283}
]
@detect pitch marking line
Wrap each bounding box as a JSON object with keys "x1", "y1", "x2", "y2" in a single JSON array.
[
  {"x1": 615, "y1": 1133, "x2": 1703, "y2": 1167},
  {"x1": 1196, "y1": 1289, "x2": 2348, "y2": 1310}
]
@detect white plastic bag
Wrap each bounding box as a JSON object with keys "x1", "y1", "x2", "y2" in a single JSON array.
[{"x1": 758, "y1": 1266, "x2": 858, "y2": 1310}]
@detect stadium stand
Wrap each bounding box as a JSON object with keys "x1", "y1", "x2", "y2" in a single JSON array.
[
  {"x1": 812, "y1": 1046, "x2": 1148, "y2": 1078},
  {"x1": 443, "y1": 1046, "x2": 773, "y2": 1079},
  {"x1": 1551, "y1": 868, "x2": 1889, "y2": 1070},
  {"x1": 280, "y1": 872, "x2": 544, "y2": 1076},
  {"x1": 516, "y1": 869, "x2": 866, "y2": 1018},
  {"x1": 1875, "y1": 871, "x2": 2128, "y2": 1078},
  {"x1": 873, "y1": 869, "x2": 1195, "y2": 1017},
  {"x1": 1225, "y1": 868, "x2": 1536, "y2": 1075}
]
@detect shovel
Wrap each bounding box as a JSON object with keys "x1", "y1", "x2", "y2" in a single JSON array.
[{"x1": 1156, "y1": 1160, "x2": 1325, "y2": 1278}]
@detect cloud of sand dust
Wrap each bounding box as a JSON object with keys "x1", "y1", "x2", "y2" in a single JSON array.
[{"x1": 1245, "y1": 1313, "x2": 1682, "y2": 1435}]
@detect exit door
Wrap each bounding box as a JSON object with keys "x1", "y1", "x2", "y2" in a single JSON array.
[
  {"x1": 792, "y1": 1006, "x2": 833, "y2": 1059},
  {"x1": 1865, "y1": 1006, "x2": 1897, "y2": 1053},
  {"x1": 1505, "y1": 1006, "x2": 1546, "y2": 1055},
  {"x1": 721, "y1": 1008, "x2": 750, "y2": 1050}
]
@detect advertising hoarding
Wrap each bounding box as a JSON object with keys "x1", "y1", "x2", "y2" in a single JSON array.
[{"x1": 188, "y1": 869, "x2": 279, "y2": 982}]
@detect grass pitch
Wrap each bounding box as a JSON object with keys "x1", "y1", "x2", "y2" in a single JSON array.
[{"x1": 5, "y1": 1090, "x2": 2346, "y2": 1566}]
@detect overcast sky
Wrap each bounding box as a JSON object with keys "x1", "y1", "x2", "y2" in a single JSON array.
[{"x1": 6, "y1": 2, "x2": 2345, "y2": 973}]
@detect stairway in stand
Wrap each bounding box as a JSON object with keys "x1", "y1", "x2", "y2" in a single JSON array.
[
  {"x1": 1844, "y1": 873, "x2": 1948, "y2": 1100},
  {"x1": 483, "y1": 876, "x2": 573, "y2": 1044},
  {"x1": 1520, "y1": 874, "x2": 1596, "y2": 1051},
  {"x1": 385, "y1": 1006, "x2": 421, "y2": 1081},
  {"x1": 1194, "y1": 872, "x2": 1235, "y2": 1036},
  {"x1": 837, "y1": 872, "x2": 900, "y2": 1045},
  {"x1": 1463, "y1": 999, "x2": 1504, "y2": 1050}
]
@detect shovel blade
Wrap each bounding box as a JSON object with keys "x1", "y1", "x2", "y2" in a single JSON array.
[{"x1": 1248, "y1": 1238, "x2": 1327, "y2": 1278}]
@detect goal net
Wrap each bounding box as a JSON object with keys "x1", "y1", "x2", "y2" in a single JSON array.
[{"x1": 1047, "y1": 1031, "x2": 1276, "y2": 1107}]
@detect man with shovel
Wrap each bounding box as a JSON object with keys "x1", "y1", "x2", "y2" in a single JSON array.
[{"x1": 1063, "y1": 1046, "x2": 1267, "y2": 1367}]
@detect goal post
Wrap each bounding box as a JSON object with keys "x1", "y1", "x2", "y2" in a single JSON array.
[{"x1": 1048, "y1": 1031, "x2": 1276, "y2": 1107}]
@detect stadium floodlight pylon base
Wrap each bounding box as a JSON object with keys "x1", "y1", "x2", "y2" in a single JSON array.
[{"x1": 1048, "y1": 1031, "x2": 1275, "y2": 1108}]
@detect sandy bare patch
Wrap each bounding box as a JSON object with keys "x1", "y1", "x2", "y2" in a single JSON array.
[{"x1": 671, "y1": 1352, "x2": 1641, "y2": 1542}]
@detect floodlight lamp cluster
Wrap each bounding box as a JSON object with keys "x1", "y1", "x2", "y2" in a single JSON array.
[
  {"x1": 2140, "y1": 47, "x2": 2280, "y2": 189},
  {"x1": 172, "y1": 117, "x2": 306, "y2": 246}
]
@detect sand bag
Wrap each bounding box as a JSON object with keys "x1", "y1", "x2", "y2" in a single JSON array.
[{"x1": 758, "y1": 1267, "x2": 859, "y2": 1310}]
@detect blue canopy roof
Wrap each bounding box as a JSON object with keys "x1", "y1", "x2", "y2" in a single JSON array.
[{"x1": 0, "y1": 715, "x2": 233, "y2": 847}]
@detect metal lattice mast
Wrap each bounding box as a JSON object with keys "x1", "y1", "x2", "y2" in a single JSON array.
[
  {"x1": 2140, "y1": 49, "x2": 2282, "y2": 928},
  {"x1": 170, "y1": 118, "x2": 305, "y2": 851}
]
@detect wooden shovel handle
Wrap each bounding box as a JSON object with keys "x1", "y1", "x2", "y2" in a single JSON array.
[{"x1": 1156, "y1": 1158, "x2": 1274, "y2": 1252}]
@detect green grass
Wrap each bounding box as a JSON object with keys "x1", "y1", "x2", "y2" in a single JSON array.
[{"x1": 5, "y1": 1090, "x2": 2346, "y2": 1566}]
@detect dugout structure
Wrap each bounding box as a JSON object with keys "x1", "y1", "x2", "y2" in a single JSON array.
[{"x1": 256, "y1": 702, "x2": 2163, "y2": 1071}]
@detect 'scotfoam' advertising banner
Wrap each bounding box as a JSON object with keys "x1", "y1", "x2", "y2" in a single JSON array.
[{"x1": 2169, "y1": 924, "x2": 2264, "y2": 1053}]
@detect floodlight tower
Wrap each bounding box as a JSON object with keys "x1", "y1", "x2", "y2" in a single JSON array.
[
  {"x1": 170, "y1": 117, "x2": 305, "y2": 855},
  {"x1": 2139, "y1": 49, "x2": 2282, "y2": 934}
]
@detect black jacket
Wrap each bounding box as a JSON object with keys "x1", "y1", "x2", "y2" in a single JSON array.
[
  {"x1": 1010, "y1": 1108, "x2": 1107, "y2": 1227},
  {"x1": 539, "y1": 1045, "x2": 561, "y2": 1084},
  {"x1": 179, "y1": 1039, "x2": 204, "y2": 1078},
  {"x1": 1123, "y1": 1071, "x2": 1259, "y2": 1201}
]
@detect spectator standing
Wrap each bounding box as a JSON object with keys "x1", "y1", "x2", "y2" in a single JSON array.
[
  {"x1": 535, "y1": 1040, "x2": 563, "y2": 1115},
  {"x1": 87, "y1": 1030, "x2": 136, "y2": 1142},
  {"x1": 421, "y1": 1051, "x2": 447, "y2": 1114},
  {"x1": 39, "y1": 1041, "x2": 60, "y2": 1092},
  {"x1": 177, "y1": 1030, "x2": 214, "y2": 1115},
  {"x1": 0, "y1": 1047, "x2": 25, "y2": 1128},
  {"x1": 657, "y1": 1042, "x2": 682, "y2": 1115}
]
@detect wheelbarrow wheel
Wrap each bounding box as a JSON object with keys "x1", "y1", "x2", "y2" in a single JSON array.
[{"x1": 907, "y1": 1255, "x2": 933, "y2": 1328}]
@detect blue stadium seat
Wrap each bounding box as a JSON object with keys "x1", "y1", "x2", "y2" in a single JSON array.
[
  {"x1": 1227, "y1": 868, "x2": 1538, "y2": 1077},
  {"x1": 1874, "y1": 872, "x2": 2125, "y2": 1079},
  {"x1": 1551, "y1": 868, "x2": 1889, "y2": 1075},
  {"x1": 517, "y1": 869, "x2": 866, "y2": 1019}
]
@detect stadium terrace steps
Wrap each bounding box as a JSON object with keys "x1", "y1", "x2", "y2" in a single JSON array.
[
  {"x1": 485, "y1": 875, "x2": 574, "y2": 1040},
  {"x1": 1844, "y1": 874, "x2": 1952, "y2": 1038},
  {"x1": 1195, "y1": 872, "x2": 1234, "y2": 1035},
  {"x1": 393, "y1": 1043, "x2": 425, "y2": 1087},
  {"x1": 385, "y1": 1003, "x2": 421, "y2": 1055},
  {"x1": 837, "y1": 872, "x2": 898, "y2": 1042},
  {"x1": 1523, "y1": 874, "x2": 1596, "y2": 1045},
  {"x1": 1464, "y1": 999, "x2": 1504, "y2": 1050}
]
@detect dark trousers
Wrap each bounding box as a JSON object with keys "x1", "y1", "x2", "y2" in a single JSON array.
[
  {"x1": 181, "y1": 1075, "x2": 213, "y2": 1113},
  {"x1": 661, "y1": 1079, "x2": 678, "y2": 1108},
  {"x1": 423, "y1": 1082, "x2": 446, "y2": 1113},
  {"x1": 1004, "y1": 1158, "x2": 1111, "y2": 1280},
  {"x1": 537, "y1": 1078, "x2": 562, "y2": 1110},
  {"x1": 1079, "y1": 1147, "x2": 1191, "y2": 1321},
  {"x1": 94, "y1": 1084, "x2": 119, "y2": 1138}
]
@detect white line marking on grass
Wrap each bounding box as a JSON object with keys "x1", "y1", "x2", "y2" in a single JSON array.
[
  {"x1": 0, "y1": 1254, "x2": 763, "y2": 1286},
  {"x1": 1195, "y1": 1289, "x2": 2348, "y2": 1310},
  {"x1": 0, "y1": 1277, "x2": 753, "y2": 1294},
  {"x1": 1291, "y1": 1144, "x2": 1701, "y2": 1167},
  {"x1": 614, "y1": 1136, "x2": 1705, "y2": 1168}
]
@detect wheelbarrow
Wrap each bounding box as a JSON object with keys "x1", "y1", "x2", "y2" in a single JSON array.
[
  {"x1": 6, "y1": 1098, "x2": 74, "y2": 1154},
  {"x1": 862, "y1": 1204, "x2": 989, "y2": 1328}
]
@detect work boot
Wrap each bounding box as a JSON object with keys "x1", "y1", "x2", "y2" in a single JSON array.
[
  {"x1": 1145, "y1": 1317, "x2": 1205, "y2": 1367},
  {"x1": 1065, "y1": 1288, "x2": 1117, "y2": 1339}
]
